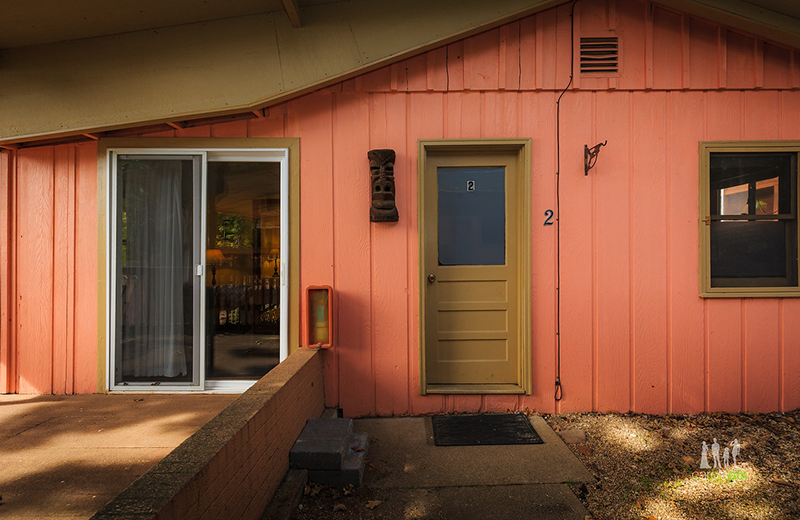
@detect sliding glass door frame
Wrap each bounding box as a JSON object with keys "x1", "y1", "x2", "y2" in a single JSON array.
[{"x1": 106, "y1": 147, "x2": 290, "y2": 392}]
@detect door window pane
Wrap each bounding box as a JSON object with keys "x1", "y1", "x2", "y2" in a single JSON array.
[
  {"x1": 438, "y1": 167, "x2": 505, "y2": 266},
  {"x1": 115, "y1": 157, "x2": 196, "y2": 385},
  {"x1": 206, "y1": 161, "x2": 281, "y2": 379}
]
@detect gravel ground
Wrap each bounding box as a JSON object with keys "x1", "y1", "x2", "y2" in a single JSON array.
[
  {"x1": 291, "y1": 410, "x2": 800, "y2": 520},
  {"x1": 545, "y1": 410, "x2": 800, "y2": 520}
]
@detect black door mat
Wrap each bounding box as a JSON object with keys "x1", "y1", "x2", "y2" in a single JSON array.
[{"x1": 431, "y1": 413, "x2": 544, "y2": 446}]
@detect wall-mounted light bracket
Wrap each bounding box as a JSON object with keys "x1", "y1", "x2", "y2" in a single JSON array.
[{"x1": 584, "y1": 141, "x2": 607, "y2": 176}]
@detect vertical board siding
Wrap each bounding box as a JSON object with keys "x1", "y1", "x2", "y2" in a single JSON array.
[
  {"x1": 332, "y1": 92, "x2": 374, "y2": 417},
  {"x1": 632, "y1": 91, "x2": 669, "y2": 414},
  {"x1": 668, "y1": 92, "x2": 706, "y2": 414},
  {"x1": 1, "y1": 151, "x2": 11, "y2": 393},
  {"x1": 594, "y1": 91, "x2": 632, "y2": 413},
  {"x1": 558, "y1": 92, "x2": 594, "y2": 412},
  {"x1": 287, "y1": 93, "x2": 337, "y2": 407},
  {"x1": 370, "y1": 93, "x2": 410, "y2": 416},
  {"x1": 52, "y1": 145, "x2": 73, "y2": 394},
  {"x1": 520, "y1": 91, "x2": 557, "y2": 413},
  {"x1": 16, "y1": 148, "x2": 55, "y2": 393},
  {"x1": 73, "y1": 143, "x2": 98, "y2": 394},
  {"x1": 6, "y1": 0, "x2": 800, "y2": 414},
  {"x1": 8, "y1": 144, "x2": 98, "y2": 394}
]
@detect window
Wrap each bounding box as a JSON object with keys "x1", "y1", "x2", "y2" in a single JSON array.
[
  {"x1": 700, "y1": 142, "x2": 800, "y2": 297},
  {"x1": 99, "y1": 138, "x2": 300, "y2": 392}
]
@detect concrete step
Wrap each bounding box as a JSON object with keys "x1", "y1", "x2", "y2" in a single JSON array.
[
  {"x1": 307, "y1": 431, "x2": 369, "y2": 487},
  {"x1": 290, "y1": 418, "x2": 354, "y2": 471}
]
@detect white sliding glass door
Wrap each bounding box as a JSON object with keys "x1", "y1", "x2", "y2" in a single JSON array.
[{"x1": 108, "y1": 148, "x2": 289, "y2": 392}]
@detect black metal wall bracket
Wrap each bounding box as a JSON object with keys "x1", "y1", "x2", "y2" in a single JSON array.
[{"x1": 584, "y1": 141, "x2": 607, "y2": 176}]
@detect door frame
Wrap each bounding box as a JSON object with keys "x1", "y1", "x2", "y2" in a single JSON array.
[
  {"x1": 418, "y1": 139, "x2": 532, "y2": 395},
  {"x1": 98, "y1": 138, "x2": 300, "y2": 393}
]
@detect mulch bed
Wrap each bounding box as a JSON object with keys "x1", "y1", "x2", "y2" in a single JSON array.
[
  {"x1": 290, "y1": 410, "x2": 800, "y2": 520},
  {"x1": 545, "y1": 410, "x2": 800, "y2": 520}
]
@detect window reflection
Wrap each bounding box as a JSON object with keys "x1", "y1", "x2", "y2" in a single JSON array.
[{"x1": 206, "y1": 161, "x2": 281, "y2": 379}]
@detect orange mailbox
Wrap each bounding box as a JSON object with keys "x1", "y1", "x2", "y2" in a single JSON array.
[{"x1": 306, "y1": 285, "x2": 334, "y2": 349}]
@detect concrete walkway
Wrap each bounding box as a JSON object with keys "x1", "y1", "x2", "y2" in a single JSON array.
[
  {"x1": 0, "y1": 394, "x2": 236, "y2": 519},
  {"x1": 344, "y1": 416, "x2": 595, "y2": 520}
]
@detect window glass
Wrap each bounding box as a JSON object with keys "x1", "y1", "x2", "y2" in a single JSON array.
[
  {"x1": 708, "y1": 152, "x2": 797, "y2": 288},
  {"x1": 710, "y1": 153, "x2": 793, "y2": 216},
  {"x1": 438, "y1": 166, "x2": 505, "y2": 266},
  {"x1": 206, "y1": 161, "x2": 282, "y2": 379},
  {"x1": 115, "y1": 156, "x2": 197, "y2": 385}
]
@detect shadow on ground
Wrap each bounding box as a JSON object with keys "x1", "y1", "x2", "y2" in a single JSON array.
[
  {"x1": 0, "y1": 394, "x2": 235, "y2": 519},
  {"x1": 547, "y1": 411, "x2": 800, "y2": 519}
]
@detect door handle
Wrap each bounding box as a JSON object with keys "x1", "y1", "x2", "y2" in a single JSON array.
[{"x1": 427, "y1": 274, "x2": 436, "y2": 283}]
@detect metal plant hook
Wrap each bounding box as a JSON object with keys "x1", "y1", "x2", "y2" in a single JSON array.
[{"x1": 584, "y1": 140, "x2": 608, "y2": 176}]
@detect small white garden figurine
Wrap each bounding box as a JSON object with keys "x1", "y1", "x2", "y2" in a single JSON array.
[
  {"x1": 712, "y1": 438, "x2": 721, "y2": 469},
  {"x1": 730, "y1": 439, "x2": 740, "y2": 466},
  {"x1": 700, "y1": 441, "x2": 711, "y2": 469},
  {"x1": 723, "y1": 447, "x2": 730, "y2": 468}
]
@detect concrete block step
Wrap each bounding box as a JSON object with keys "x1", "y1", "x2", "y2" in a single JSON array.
[
  {"x1": 290, "y1": 418, "x2": 354, "y2": 470},
  {"x1": 307, "y1": 432, "x2": 369, "y2": 487}
]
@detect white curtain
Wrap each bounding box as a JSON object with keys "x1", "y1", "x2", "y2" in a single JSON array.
[{"x1": 118, "y1": 159, "x2": 189, "y2": 380}]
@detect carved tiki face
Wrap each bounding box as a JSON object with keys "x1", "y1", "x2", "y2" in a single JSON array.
[{"x1": 368, "y1": 149, "x2": 399, "y2": 222}]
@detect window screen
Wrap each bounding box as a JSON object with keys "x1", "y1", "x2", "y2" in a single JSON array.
[{"x1": 709, "y1": 152, "x2": 797, "y2": 287}]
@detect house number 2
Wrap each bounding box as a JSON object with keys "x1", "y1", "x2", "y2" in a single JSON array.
[
  {"x1": 544, "y1": 209, "x2": 554, "y2": 226},
  {"x1": 466, "y1": 180, "x2": 476, "y2": 192}
]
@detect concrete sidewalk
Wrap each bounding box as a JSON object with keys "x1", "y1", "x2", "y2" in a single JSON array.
[
  {"x1": 0, "y1": 394, "x2": 236, "y2": 519},
  {"x1": 301, "y1": 415, "x2": 596, "y2": 520}
]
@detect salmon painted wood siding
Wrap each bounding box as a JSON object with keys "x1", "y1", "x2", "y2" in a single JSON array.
[
  {"x1": 1, "y1": 144, "x2": 98, "y2": 394},
  {"x1": 2, "y1": 0, "x2": 800, "y2": 413}
]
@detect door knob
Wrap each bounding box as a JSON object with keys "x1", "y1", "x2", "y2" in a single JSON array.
[{"x1": 428, "y1": 274, "x2": 436, "y2": 283}]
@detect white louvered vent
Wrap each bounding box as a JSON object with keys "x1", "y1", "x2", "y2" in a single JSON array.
[{"x1": 580, "y1": 36, "x2": 619, "y2": 74}]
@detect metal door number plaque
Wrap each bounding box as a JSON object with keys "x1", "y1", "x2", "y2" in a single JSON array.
[{"x1": 466, "y1": 180, "x2": 476, "y2": 192}]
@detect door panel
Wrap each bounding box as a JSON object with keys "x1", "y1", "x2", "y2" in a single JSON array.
[
  {"x1": 422, "y1": 146, "x2": 528, "y2": 392},
  {"x1": 113, "y1": 155, "x2": 202, "y2": 388}
]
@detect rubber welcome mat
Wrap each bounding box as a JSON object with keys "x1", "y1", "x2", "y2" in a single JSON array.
[{"x1": 431, "y1": 413, "x2": 544, "y2": 446}]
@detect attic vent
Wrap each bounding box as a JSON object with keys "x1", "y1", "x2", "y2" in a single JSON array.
[{"x1": 580, "y1": 37, "x2": 619, "y2": 74}]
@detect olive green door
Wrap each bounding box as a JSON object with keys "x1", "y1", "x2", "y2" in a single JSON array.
[{"x1": 420, "y1": 140, "x2": 531, "y2": 394}]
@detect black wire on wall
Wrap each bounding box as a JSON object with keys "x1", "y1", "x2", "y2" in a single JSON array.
[{"x1": 554, "y1": 0, "x2": 578, "y2": 402}]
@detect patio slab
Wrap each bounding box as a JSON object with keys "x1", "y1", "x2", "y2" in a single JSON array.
[
  {"x1": 0, "y1": 393, "x2": 236, "y2": 519},
  {"x1": 356, "y1": 415, "x2": 595, "y2": 488}
]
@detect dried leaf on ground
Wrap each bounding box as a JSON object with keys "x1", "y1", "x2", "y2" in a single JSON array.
[{"x1": 366, "y1": 500, "x2": 382, "y2": 510}]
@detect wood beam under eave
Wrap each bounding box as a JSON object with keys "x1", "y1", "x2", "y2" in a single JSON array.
[
  {"x1": 166, "y1": 122, "x2": 185, "y2": 130},
  {"x1": 0, "y1": 143, "x2": 21, "y2": 150},
  {"x1": 281, "y1": 0, "x2": 302, "y2": 28}
]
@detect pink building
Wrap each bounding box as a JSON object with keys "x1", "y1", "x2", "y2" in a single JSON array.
[{"x1": 1, "y1": 0, "x2": 799, "y2": 416}]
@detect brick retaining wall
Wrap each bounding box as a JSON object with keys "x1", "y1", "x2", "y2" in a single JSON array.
[{"x1": 91, "y1": 348, "x2": 324, "y2": 520}]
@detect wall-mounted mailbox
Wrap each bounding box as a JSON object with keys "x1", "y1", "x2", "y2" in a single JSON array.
[{"x1": 307, "y1": 285, "x2": 333, "y2": 349}]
